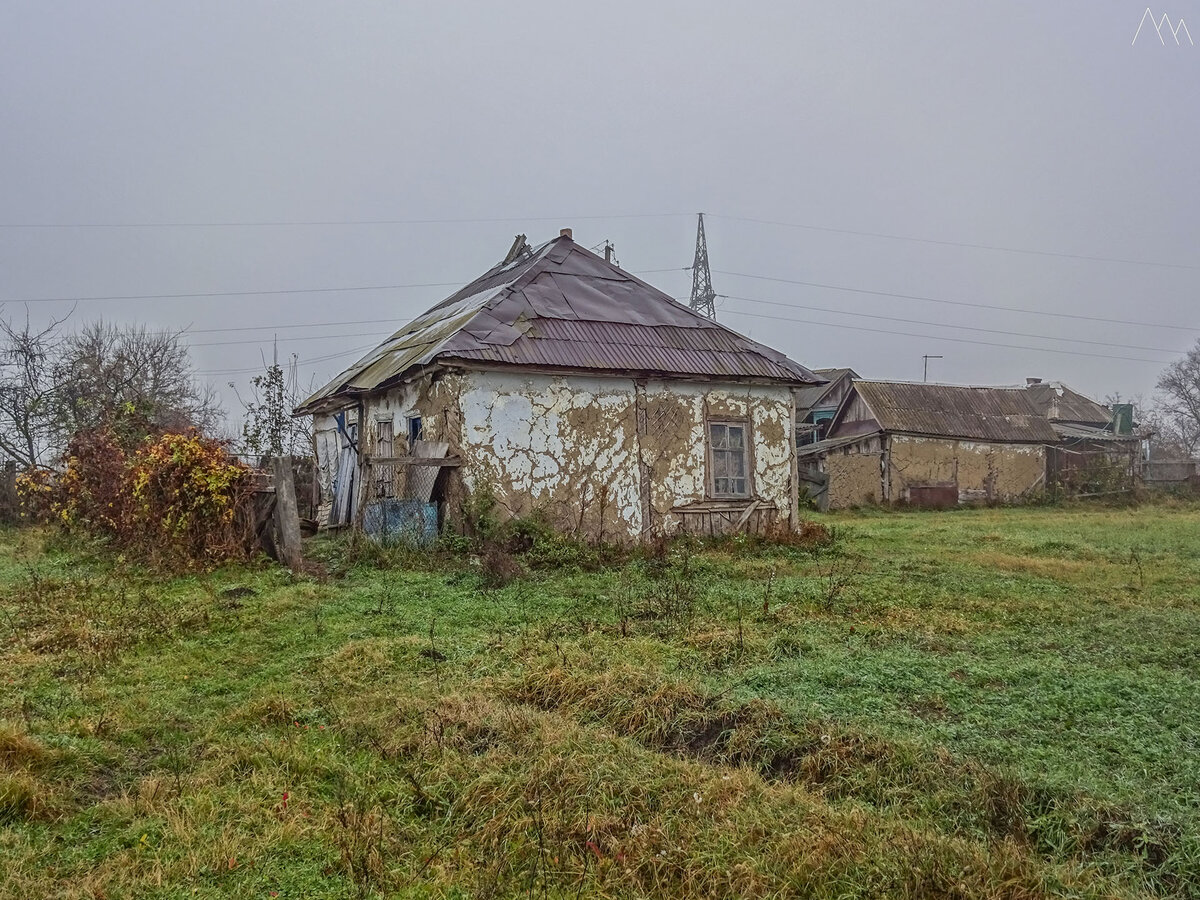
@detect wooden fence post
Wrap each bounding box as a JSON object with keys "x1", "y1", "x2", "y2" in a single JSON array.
[
  {"x1": 0, "y1": 461, "x2": 15, "y2": 523},
  {"x1": 272, "y1": 455, "x2": 303, "y2": 570}
]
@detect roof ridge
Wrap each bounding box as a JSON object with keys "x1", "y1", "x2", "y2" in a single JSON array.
[{"x1": 296, "y1": 234, "x2": 819, "y2": 414}]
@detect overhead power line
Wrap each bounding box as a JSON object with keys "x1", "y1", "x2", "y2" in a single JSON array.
[
  {"x1": 194, "y1": 342, "x2": 376, "y2": 377},
  {"x1": 188, "y1": 330, "x2": 386, "y2": 349},
  {"x1": 723, "y1": 308, "x2": 1168, "y2": 364},
  {"x1": 721, "y1": 293, "x2": 1185, "y2": 355},
  {"x1": 711, "y1": 214, "x2": 1200, "y2": 272},
  {"x1": 715, "y1": 270, "x2": 1195, "y2": 332},
  {"x1": 0, "y1": 213, "x2": 690, "y2": 229},
  {"x1": 0, "y1": 268, "x2": 685, "y2": 305}
]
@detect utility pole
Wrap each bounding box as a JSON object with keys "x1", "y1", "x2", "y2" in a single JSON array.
[
  {"x1": 688, "y1": 213, "x2": 717, "y2": 319},
  {"x1": 922, "y1": 355, "x2": 943, "y2": 382}
]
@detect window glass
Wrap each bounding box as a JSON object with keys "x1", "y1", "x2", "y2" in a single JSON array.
[{"x1": 710, "y1": 422, "x2": 749, "y2": 497}]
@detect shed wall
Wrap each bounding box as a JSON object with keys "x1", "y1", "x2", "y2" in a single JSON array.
[{"x1": 887, "y1": 435, "x2": 1045, "y2": 504}]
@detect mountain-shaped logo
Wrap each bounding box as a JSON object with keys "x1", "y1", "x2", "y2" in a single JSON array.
[{"x1": 1132, "y1": 8, "x2": 1194, "y2": 44}]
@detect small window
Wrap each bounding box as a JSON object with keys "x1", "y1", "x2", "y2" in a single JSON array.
[
  {"x1": 407, "y1": 416, "x2": 423, "y2": 444},
  {"x1": 709, "y1": 421, "x2": 750, "y2": 497}
]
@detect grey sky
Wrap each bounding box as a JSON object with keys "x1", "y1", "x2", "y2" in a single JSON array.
[{"x1": 2, "y1": 1, "x2": 1196, "y2": 423}]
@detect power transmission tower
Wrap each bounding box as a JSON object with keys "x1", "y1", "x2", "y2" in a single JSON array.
[{"x1": 689, "y1": 213, "x2": 717, "y2": 319}]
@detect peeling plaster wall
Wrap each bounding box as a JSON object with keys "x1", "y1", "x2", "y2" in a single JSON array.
[
  {"x1": 825, "y1": 450, "x2": 883, "y2": 508},
  {"x1": 446, "y1": 372, "x2": 796, "y2": 541},
  {"x1": 457, "y1": 371, "x2": 642, "y2": 539},
  {"x1": 639, "y1": 380, "x2": 794, "y2": 533},
  {"x1": 888, "y1": 435, "x2": 1045, "y2": 503},
  {"x1": 360, "y1": 382, "x2": 423, "y2": 455}
]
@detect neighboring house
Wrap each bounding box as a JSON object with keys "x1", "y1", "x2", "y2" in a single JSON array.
[
  {"x1": 794, "y1": 367, "x2": 858, "y2": 446},
  {"x1": 809, "y1": 380, "x2": 1057, "y2": 509},
  {"x1": 295, "y1": 231, "x2": 823, "y2": 541},
  {"x1": 1021, "y1": 378, "x2": 1143, "y2": 493}
]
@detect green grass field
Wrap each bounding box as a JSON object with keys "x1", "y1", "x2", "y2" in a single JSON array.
[{"x1": 3, "y1": 503, "x2": 1199, "y2": 899}]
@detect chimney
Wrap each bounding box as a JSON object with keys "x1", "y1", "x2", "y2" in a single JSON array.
[
  {"x1": 1026, "y1": 377, "x2": 1042, "y2": 386},
  {"x1": 559, "y1": 227, "x2": 572, "y2": 240}
]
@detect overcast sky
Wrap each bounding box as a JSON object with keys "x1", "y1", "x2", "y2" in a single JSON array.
[{"x1": 2, "y1": 1, "x2": 1196, "y2": 425}]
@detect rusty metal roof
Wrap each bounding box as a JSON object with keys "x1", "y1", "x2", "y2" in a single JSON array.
[
  {"x1": 842, "y1": 381, "x2": 1060, "y2": 443},
  {"x1": 1023, "y1": 382, "x2": 1113, "y2": 427},
  {"x1": 297, "y1": 235, "x2": 821, "y2": 413}
]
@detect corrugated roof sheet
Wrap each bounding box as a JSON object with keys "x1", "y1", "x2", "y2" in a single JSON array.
[
  {"x1": 849, "y1": 381, "x2": 1059, "y2": 443},
  {"x1": 297, "y1": 235, "x2": 820, "y2": 412},
  {"x1": 1024, "y1": 382, "x2": 1113, "y2": 427}
]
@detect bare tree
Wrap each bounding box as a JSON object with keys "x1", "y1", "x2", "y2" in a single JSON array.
[
  {"x1": 0, "y1": 311, "x2": 69, "y2": 467},
  {"x1": 52, "y1": 321, "x2": 223, "y2": 447},
  {"x1": 1156, "y1": 343, "x2": 1200, "y2": 460}
]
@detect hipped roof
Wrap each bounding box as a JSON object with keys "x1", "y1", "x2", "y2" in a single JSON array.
[
  {"x1": 838, "y1": 380, "x2": 1060, "y2": 443},
  {"x1": 296, "y1": 235, "x2": 821, "y2": 414}
]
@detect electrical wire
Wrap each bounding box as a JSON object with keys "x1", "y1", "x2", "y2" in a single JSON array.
[
  {"x1": 709, "y1": 214, "x2": 1200, "y2": 272},
  {"x1": 194, "y1": 342, "x2": 377, "y2": 377},
  {"x1": 721, "y1": 293, "x2": 1184, "y2": 355},
  {"x1": 0, "y1": 268, "x2": 686, "y2": 305},
  {"x1": 714, "y1": 270, "x2": 1194, "y2": 332},
  {"x1": 0, "y1": 213, "x2": 691, "y2": 229},
  {"x1": 721, "y1": 308, "x2": 1168, "y2": 364}
]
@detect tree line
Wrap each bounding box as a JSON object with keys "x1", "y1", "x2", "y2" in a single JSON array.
[{"x1": 0, "y1": 312, "x2": 309, "y2": 469}]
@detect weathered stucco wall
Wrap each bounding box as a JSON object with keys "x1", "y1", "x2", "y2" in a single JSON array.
[
  {"x1": 638, "y1": 380, "x2": 795, "y2": 533},
  {"x1": 325, "y1": 371, "x2": 798, "y2": 540},
  {"x1": 451, "y1": 372, "x2": 796, "y2": 540},
  {"x1": 888, "y1": 435, "x2": 1045, "y2": 503},
  {"x1": 456, "y1": 371, "x2": 642, "y2": 539},
  {"x1": 825, "y1": 451, "x2": 883, "y2": 508}
]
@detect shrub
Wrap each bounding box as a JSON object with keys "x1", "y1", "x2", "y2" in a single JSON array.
[
  {"x1": 128, "y1": 431, "x2": 251, "y2": 561},
  {"x1": 15, "y1": 467, "x2": 55, "y2": 523},
  {"x1": 53, "y1": 426, "x2": 252, "y2": 566}
]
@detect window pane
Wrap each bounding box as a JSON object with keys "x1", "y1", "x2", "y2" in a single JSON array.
[
  {"x1": 731, "y1": 477, "x2": 746, "y2": 496},
  {"x1": 732, "y1": 453, "x2": 745, "y2": 478},
  {"x1": 713, "y1": 449, "x2": 729, "y2": 480},
  {"x1": 710, "y1": 423, "x2": 727, "y2": 450},
  {"x1": 728, "y1": 425, "x2": 744, "y2": 449}
]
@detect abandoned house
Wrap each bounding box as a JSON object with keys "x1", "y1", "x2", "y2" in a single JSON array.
[
  {"x1": 294, "y1": 231, "x2": 824, "y2": 541},
  {"x1": 803, "y1": 380, "x2": 1059, "y2": 509},
  {"x1": 1022, "y1": 378, "x2": 1142, "y2": 494},
  {"x1": 799, "y1": 378, "x2": 1147, "y2": 509},
  {"x1": 795, "y1": 367, "x2": 858, "y2": 446}
]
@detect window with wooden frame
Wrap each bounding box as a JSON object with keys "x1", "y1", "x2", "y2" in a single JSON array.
[{"x1": 708, "y1": 420, "x2": 751, "y2": 498}]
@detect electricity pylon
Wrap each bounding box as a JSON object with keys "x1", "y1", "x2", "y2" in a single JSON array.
[{"x1": 688, "y1": 213, "x2": 717, "y2": 319}]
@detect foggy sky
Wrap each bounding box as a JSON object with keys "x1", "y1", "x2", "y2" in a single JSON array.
[{"x1": 2, "y1": 1, "x2": 1197, "y2": 425}]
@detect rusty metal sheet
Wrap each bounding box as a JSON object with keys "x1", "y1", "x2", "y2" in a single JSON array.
[{"x1": 296, "y1": 235, "x2": 821, "y2": 414}]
